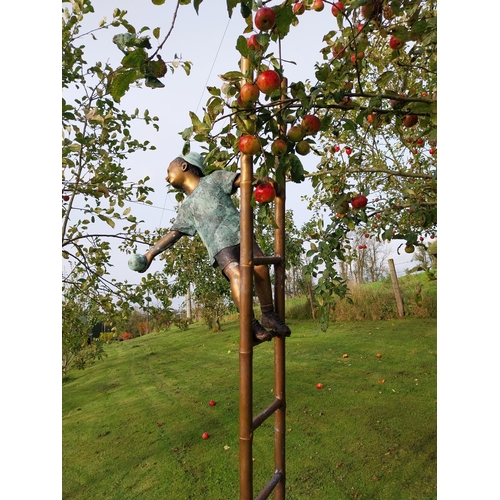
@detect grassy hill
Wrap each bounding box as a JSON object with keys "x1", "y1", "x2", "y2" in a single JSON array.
[
  {"x1": 63, "y1": 316, "x2": 437, "y2": 499},
  {"x1": 285, "y1": 272, "x2": 437, "y2": 322}
]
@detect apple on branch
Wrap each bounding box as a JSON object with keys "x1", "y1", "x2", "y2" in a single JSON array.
[
  {"x1": 254, "y1": 182, "x2": 276, "y2": 204},
  {"x1": 287, "y1": 125, "x2": 304, "y2": 143},
  {"x1": 239, "y1": 82, "x2": 260, "y2": 106},
  {"x1": 331, "y1": 2, "x2": 344, "y2": 16},
  {"x1": 271, "y1": 138, "x2": 288, "y2": 156},
  {"x1": 247, "y1": 34, "x2": 260, "y2": 50},
  {"x1": 301, "y1": 114, "x2": 321, "y2": 136},
  {"x1": 312, "y1": 0, "x2": 324, "y2": 12},
  {"x1": 254, "y1": 7, "x2": 275, "y2": 32},
  {"x1": 238, "y1": 135, "x2": 261, "y2": 155},
  {"x1": 351, "y1": 194, "x2": 368, "y2": 209},
  {"x1": 256, "y1": 69, "x2": 281, "y2": 95}
]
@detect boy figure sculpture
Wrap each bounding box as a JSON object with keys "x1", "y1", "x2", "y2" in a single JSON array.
[{"x1": 132, "y1": 151, "x2": 291, "y2": 343}]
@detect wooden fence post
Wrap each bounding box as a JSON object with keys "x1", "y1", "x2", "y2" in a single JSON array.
[{"x1": 388, "y1": 258, "x2": 405, "y2": 318}]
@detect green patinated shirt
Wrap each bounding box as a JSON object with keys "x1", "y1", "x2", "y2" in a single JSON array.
[{"x1": 170, "y1": 170, "x2": 241, "y2": 266}]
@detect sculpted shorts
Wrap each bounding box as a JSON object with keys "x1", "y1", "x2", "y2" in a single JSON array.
[{"x1": 214, "y1": 240, "x2": 265, "y2": 279}]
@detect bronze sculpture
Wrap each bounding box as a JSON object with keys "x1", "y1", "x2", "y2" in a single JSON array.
[{"x1": 129, "y1": 152, "x2": 291, "y2": 342}]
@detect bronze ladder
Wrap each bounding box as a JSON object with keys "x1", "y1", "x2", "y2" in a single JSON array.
[{"x1": 238, "y1": 57, "x2": 288, "y2": 500}]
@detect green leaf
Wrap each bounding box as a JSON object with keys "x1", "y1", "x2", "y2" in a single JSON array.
[
  {"x1": 342, "y1": 119, "x2": 358, "y2": 134},
  {"x1": 108, "y1": 68, "x2": 141, "y2": 102},
  {"x1": 315, "y1": 64, "x2": 330, "y2": 82},
  {"x1": 289, "y1": 154, "x2": 305, "y2": 183},
  {"x1": 193, "y1": 0, "x2": 203, "y2": 13},
  {"x1": 376, "y1": 71, "x2": 395, "y2": 88},
  {"x1": 98, "y1": 214, "x2": 116, "y2": 228},
  {"x1": 180, "y1": 126, "x2": 194, "y2": 140},
  {"x1": 236, "y1": 35, "x2": 249, "y2": 58},
  {"x1": 121, "y1": 48, "x2": 147, "y2": 69},
  {"x1": 189, "y1": 111, "x2": 211, "y2": 134},
  {"x1": 145, "y1": 76, "x2": 165, "y2": 88},
  {"x1": 153, "y1": 27, "x2": 161, "y2": 39},
  {"x1": 112, "y1": 33, "x2": 135, "y2": 52},
  {"x1": 219, "y1": 71, "x2": 246, "y2": 83}
]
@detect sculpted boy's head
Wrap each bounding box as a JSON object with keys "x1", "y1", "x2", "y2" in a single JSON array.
[{"x1": 178, "y1": 152, "x2": 206, "y2": 178}]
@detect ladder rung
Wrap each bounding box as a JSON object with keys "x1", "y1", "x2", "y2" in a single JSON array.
[
  {"x1": 253, "y1": 255, "x2": 282, "y2": 266},
  {"x1": 255, "y1": 471, "x2": 283, "y2": 500},
  {"x1": 252, "y1": 398, "x2": 284, "y2": 431}
]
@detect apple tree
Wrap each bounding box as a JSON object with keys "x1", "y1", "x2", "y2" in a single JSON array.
[
  {"x1": 170, "y1": 0, "x2": 436, "y2": 328},
  {"x1": 62, "y1": 0, "x2": 192, "y2": 369}
]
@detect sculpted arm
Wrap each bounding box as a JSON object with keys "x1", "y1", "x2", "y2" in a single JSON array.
[{"x1": 139, "y1": 230, "x2": 184, "y2": 273}]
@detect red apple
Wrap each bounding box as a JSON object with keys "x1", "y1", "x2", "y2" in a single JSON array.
[
  {"x1": 62, "y1": 195, "x2": 70, "y2": 202},
  {"x1": 316, "y1": 383, "x2": 324, "y2": 389},
  {"x1": 255, "y1": 7, "x2": 275, "y2": 31},
  {"x1": 255, "y1": 182, "x2": 276, "y2": 204},
  {"x1": 202, "y1": 432, "x2": 210, "y2": 440},
  {"x1": 256, "y1": 69, "x2": 280, "y2": 95},
  {"x1": 332, "y1": 44, "x2": 346, "y2": 59},
  {"x1": 345, "y1": 147, "x2": 352, "y2": 155},
  {"x1": 247, "y1": 34, "x2": 260, "y2": 50},
  {"x1": 287, "y1": 125, "x2": 304, "y2": 143},
  {"x1": 239, "y1": 82, "x2": 260, "y2": 106},
  {"x1": 361, "y1": 3, "x2": 372, "y2": 19},
  {"x1": 209, "y1": 400, "x2": 216, "y2": 406},
  {"x1": 376, "y1": 353, "x2": 382, "y2": 358},
  {"x1": 389, "y1": 36, "x2": 404, "y2": 50},
  {"x1": 364, "y1": 233, "x2": 370, "y2": 238},
  {"x1": 312, "y1": 0, "x2": 324, "y2": 12},
  {"x1": 293, "y1": 2, "x2": 305, "y2": 15},
  {"x1": 331, "y1": 2, "x2": 344, "y2": 16},
  {"x1": 295, "y1": 140, "x2": 310, "y2": 156},
  {"x1": 301, "y1": 114, "x2": 321, "y2": 135},
  {"x1": 351, "y1": 194, "x2": 368, "y2": 209},
  {"x1": 333, "y1": 144, "x2": 340, "y2": 152},
  {"x1": 403, "y1": 114, "x2": 418, "y2": 128},
  {"x1": 429, "y1": 148, "x2": 435, "y2": 154},
  {"x1": 238, "y1": 135, "x2": 261, "y2": 155},
  {"x1": 271, "y1": 138, "x2": 288, "y2": 156}
]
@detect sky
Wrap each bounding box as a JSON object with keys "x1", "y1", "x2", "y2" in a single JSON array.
[
  {"x1": 67, "y1": 0, "x2": 424, "y2": 296},
  {"x1": 1, "y1": 1, "x2": 499, "y2": 498}
]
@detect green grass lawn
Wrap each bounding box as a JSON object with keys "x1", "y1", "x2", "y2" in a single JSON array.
[{"x1": 63, "y1": 317, "x2": 437, "y2": 500}]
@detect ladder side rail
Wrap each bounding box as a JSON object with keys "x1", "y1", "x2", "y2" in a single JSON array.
[
  {"x1": 272, "y1": 76, "x2": 288, "y2": 500},
  {"x1": 239, "y1": 53, "x2": 255, "y2": 500}
]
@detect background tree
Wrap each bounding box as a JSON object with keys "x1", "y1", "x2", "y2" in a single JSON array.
[
  {"x1": 62, "y1": 283, "x2": 106, "y2": 376},
  {"x1": 63, "y1": 0, "x2": 437, "y2": 337},
  {"x1": 62, "y1": 0, "x2": 192, "y2": 367},
  {"x1": 172, "y1": 0, "x2": 437, "y2": 329}
]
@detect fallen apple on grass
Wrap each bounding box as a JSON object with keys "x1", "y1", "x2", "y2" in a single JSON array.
[
  {"x1": 209, "y1": 400, "x2": 216, "y2": 406},
  {"x1": 316, "y1": 383, "x2": 324, "y2": 389},
  {"x1": 202, "y1": 432, "x2": 210, "y2": 440}
]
